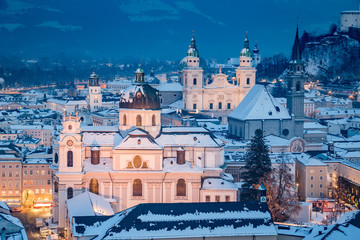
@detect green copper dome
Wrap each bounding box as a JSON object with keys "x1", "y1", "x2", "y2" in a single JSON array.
[
  {"x1": 187, "y1": 36, "x2": 199, "y2": 57},
  {"x1": 240, "y1": 33, "x2": 253, "y2": 58}
]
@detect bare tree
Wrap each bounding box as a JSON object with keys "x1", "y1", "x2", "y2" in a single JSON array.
[{"x1": 260, "y1": 154, "x2": 300, "y2": 222}]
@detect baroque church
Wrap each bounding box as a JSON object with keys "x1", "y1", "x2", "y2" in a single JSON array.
[
  {"x1": 52, "y1": 65, "x2": 237, "y2": 227},
  {"x1": 181, "y1": 34, "x2": 257, "y2": 123},
  {"x1": 228, "y1": 25, "x2": 306, "y2": 152}
]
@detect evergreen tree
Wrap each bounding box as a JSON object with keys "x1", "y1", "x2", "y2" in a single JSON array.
[{"x1": 242, "y1": 130, "x2": 272, "y2": 189}]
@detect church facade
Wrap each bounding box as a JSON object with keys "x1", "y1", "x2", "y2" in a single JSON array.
[
  {"x1": 182, "y1": 34, "x2": 257, "y2": 124},
  {"x1": 228, "y1": 25, "x2": 305, "y2": 146},
  {"x1": 52, "y1": 66, "x2": 237, "y2": 228}
]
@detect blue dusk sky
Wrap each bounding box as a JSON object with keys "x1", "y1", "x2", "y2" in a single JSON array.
[{"x1": 0, "y1": 0, "x2": 358, "y2": 60}]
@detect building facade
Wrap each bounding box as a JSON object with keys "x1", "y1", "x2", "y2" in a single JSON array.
[
  {"x1": 54, "y1": 67, "x2": 237, "y2": 228},
  {"x1": 182, "y1": 34, "x2": 256, "y2": 124}
]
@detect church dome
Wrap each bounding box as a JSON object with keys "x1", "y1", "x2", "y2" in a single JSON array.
[
  {"x1": 119, "y1": 66, "x2": 160, "y2": 110},
  {"x1": 187, "y1": 36, "x2": 199, "y2": 57},
  {"x1": 240, "y1": 47, "x2": 253, "y2": 58}
]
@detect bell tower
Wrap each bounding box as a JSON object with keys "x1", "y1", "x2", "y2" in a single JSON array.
[
  {"x1": 235, "y1": 32, "x2": 256, "y2": 102},
  {"x1": 56, "y1": 112, "x2": 84, "y2": 227},
  {"x1": 286, "y1": 23, "x2": 305, "y2": 138},
  {"x1": 88, "y1": 72, "x2": 102, "y2": 112},
  {"x1": 182, "y1": 32, "x2": 204, "y2": 111}
]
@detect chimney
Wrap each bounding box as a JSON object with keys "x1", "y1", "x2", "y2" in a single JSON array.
[
  {"x1": 176, "y1": 147, "x2": 185, "y2": 165},
  {"x1": 328, "y1": 142, "x2": 334, "y2": 154}
]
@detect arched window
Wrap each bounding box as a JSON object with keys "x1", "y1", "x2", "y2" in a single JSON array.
[
  {"x1": 123, "y1": 114, "x2": 127, "y2": 126},
  {"x1": 246, "y1": 78, "x2": 250, "y2": 85},
  {"x1": 176, "y1": 179, "x2": 186, "y2": 196},
  {"x1": 218, "y1": 102, "x2": 222, "y2": 110},
  {"x1": 54, "y1": 182, "x2": 58, "y2": 193},
  {"x1": 152, "y1": 115, "x2": 156, "y2": 126},
  {"x1": 296, "y1": 81, "x2": 300, "y2": 91},
  {"x1": 297, "y1": 66, "x2": 301, "y2": 71},
  {"x1": 89, "y1": 178, "x2": 99, "y2": 195},
  {"x1": 133, "y1": 179, "x2": 142, "y2": 196},
  {"x1": 54, "y1": 153, "x2": 59, "y2": 164},
  {"x1": 193, "y1": 78, "x2": 197, "y2": 85},
  {"x1": 67, "y1": 151, "x2": 73, "y2": 167},
  {"x1": 67, "y1": 187, "x2": 73, "y2": 199},
  {"x1": 136, "y1": 115, "x2": 142, "y2": 126}
]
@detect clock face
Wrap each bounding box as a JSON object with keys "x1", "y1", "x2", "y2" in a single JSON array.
[
  {"x1": 68, "y1": 125, "x2": 72, "y2": 130},
  {"x1": 67, "y1": 140, "x2": 73, "y2": 146}
]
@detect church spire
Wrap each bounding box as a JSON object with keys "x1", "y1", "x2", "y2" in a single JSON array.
[
  {"x1": 187, "y1": 31, "x2": 199, "y2": 58},
  {"x1": 291, "y1": 23, "x2": 302, "y2": 62},
  {"x1": 244, "y1": 31, "x2": 250, "y2": 49},
  {"x1": 135, "y1": 61, "x2": 145, "y2": 83}
]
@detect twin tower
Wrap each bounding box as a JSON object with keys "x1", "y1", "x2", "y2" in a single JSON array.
[{"x1": 181, "y1": 33, "x2": 257, "y2": 123}]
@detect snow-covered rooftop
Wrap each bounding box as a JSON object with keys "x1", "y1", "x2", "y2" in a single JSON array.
[
  {"x1": 229, "y1": 85, "x2": 291, "y2": 121},
  {"x1": 90, "y1": 201, "x2": 277, "y2": 239}
]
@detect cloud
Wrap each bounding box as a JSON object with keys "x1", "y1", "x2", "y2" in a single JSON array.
[
  {"x1": 174, "y1": 1, "x2": 225, "y2": 25},
  {"x1": 36, "y1": 21, "x2": 81, "y2": 32},
  {"x1": 0, "y1": 23, "x2": 24, "y2": 31},
  {"x1": 0, "y1": 0, "x2": 61, "y2": 15},
  {"x1": 118, "y1": 0, "x2": 224, "y2": 25}
]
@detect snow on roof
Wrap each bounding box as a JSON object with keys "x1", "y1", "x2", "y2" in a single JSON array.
[
  {"x1": 83, "y1": 132, "x2": 122, "y2": 147},
  {"x1": 0, "y1": 201, "x2": 10, "y2": 211},
  {"x1": 168, "y1": 99, "x2": 183, "y2": 109},
  {"x1": 344, "y1": 151, "x2": 360, "y2": 158},
  {"x1": 23, "y1": 158, "x2": 51, "y2": 164},
  {"x1": 10, "y1": 124, "x2": 53, "y2": 130},
  {"x1": 264, "y1": 135, "x2": 290, "y2": 146},
  {"x1": 295, "y1": 153, "x2": 327, "y2": 166},
  {"x1": 202, "y1": 178, "x2": 238, "y2": 190},
  {"x1": 275, "y1": 224, "x2": 313, "y2": 238},
  {"x1": 115, "y1": 131, "x2": 162, "y2": 150},
  {"x1": 67, "y1": 192, "x2": 114, "y2": 221},
  {"x1": 95, "y1": 201, "x2": 277, "y2": 239},
  {"x1": 0, "y1": 212, "x2": 28, "y2": 240},
  {"x1": 304, "y1": 210, "x2": 360, "y2": 240},
  {"x1": 334, "y1": 142, "x2": 360, "y2": 150},
  {"x1": 228, "y1": 85, "x2": 291, "y2": 121},
  {"x1": 157, "y1": 127, "x2": 224, "y2": 148},
  {"x1": 82, "y1": 126, "x2": 118, "y2": 132},
  {"x1": 155, "y1": 82, "x2": 182, "y2": 92},
  {"x1": 304, "y1": 122, "x2": 327, "y2": 129},
  {"x1": 162, "y1": 158, "x2": 203, "y2": 173}
]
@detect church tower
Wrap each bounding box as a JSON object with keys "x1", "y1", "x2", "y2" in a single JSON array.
[
  {"x1": 88, "y1": 72, "x2": 102, "y2": 112},
  {"x1": 56, "y1": 112, "x2": 84, "y2": 227},
  {"x1": 182, "y1": 33, "x2": 204, "y2": 111},
  {"x1": 119, "y1": 64, "x2": 161, "y2": 137},
  {"x1": 286, "y1": 23, "x2": 305, "y2": 138},
  {"x1": 235, "y1": 33, "x2": 256, "y2": 101}
]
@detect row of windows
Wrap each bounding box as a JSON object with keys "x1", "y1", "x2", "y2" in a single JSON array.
[
  {"x1": 122, "y1": 115, "x2": 156, "y2": 127},
  {"x1": 310, "y1": 184, "x2": 323, "y2": 189},
  {"x1": 310, "y1": 176, "x2": 324, "y2": 181},
  {"x1": 310, "y1": 192, "x2": 323, "y2": 197},
  {"x1": 209, "y1": 102, "x2": 231, "y2": 110},
  {"x1": 66, "y1": 178, "x2": 187, "y2": 199},
  {"x1": 205, "y1": 195, "x2": 231, "y2": 202},
  {"x1": 1, "y1": 181, "x2": 20, "y2": 188},
  {"x1": 23, "y1": 170, "x2": 50, "y2": 176},
  {"x1": 1, "y1": 172, "x2": 20, "y2": 177},
  {"x1": 1, "y1": 190, "x2": 20, "y2": 196},
  {"x1": 1, "y1": 165, "x2": 20, "y2": 168},
  {"x1": 24, "y1": 179, "x2": 51, "y2": 186}
]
